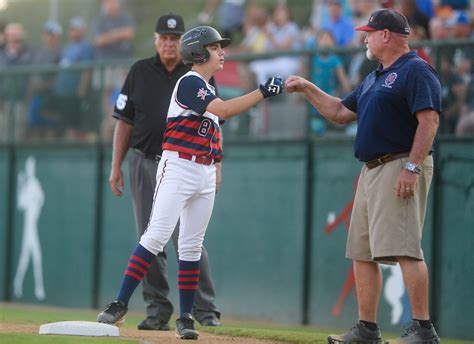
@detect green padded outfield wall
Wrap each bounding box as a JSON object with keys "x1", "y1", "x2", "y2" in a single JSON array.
[
  {"x1": 205, "y1": 143, "x2": 307, "y2": 322},
  {"x1": 10, "y1": 149, "x2": 98, "y2": 307},
  {"x1": 0, "y1": 148, "x2": 9, "y2": 299},
  {"x1": 433, "y1": 140, "x2": 474, "y2": 338},
  {"x1": 97, "y1": 150, "x2": 166, "y2": 311}
]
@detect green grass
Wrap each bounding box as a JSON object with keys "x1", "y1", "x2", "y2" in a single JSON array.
[
  {"x1": 1, "y1": 303, "x2": 473, "y2": 344},
  {"x1": 0, "y1": 333, "x2": 134, "y2": 344}
]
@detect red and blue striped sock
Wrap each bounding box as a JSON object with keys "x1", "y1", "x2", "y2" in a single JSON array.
[
  {"x1": 178, "y1": 260, "x2": 200, "y2": 317},
  {"x1": 117, "y1": 244, "x2": 154, "y2": 306}
]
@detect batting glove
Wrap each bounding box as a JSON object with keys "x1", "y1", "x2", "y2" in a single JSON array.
[{"x1": 259, "y1": 76, "x2": 283, "y2": 98}]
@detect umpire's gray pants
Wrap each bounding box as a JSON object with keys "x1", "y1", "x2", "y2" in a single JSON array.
[{"x1": 129, "y1": 150, "x2": 221, "y2": 323}]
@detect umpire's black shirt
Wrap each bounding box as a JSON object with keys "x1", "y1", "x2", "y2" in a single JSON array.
[{"x1": 113, "y1": 54, "x2": 190, "y2": 156}]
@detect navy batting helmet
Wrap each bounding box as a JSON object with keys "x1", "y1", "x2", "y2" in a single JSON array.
[{"x1": 180, "y1": 26, "x2": 231, "y2": 66}]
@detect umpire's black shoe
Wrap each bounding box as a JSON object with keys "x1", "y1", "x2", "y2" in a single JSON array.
[
  {"x1": 199, "y1": 315, "x2": 222, "y2": 327},
  {"x1": 175, "y1": 313, "x2": 199, "y2": 340},
  {"x1": 138, "y1": 316, "x2": 170, "y2": 331},
  {"x1": 384, "y1": 320, "x2": 440, "y2": 344},
  {"x1": 97, "y1": 300, "x2": 128, "y2": 326},
  {"x1": 328, "y1": 321, "x2": 383, "y2": 344}
]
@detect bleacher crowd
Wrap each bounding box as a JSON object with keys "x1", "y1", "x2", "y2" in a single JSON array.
[{"x1": 0, "y1": 0, "x2": 473, "y2": 142}]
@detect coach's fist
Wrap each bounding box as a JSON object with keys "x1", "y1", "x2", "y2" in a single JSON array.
[
  {"x1": 259, "y1": 76, "x2": 283, "y2": 98},
  {"x1": 285, "y1": 75, "x2": 311, "y2": 93}
]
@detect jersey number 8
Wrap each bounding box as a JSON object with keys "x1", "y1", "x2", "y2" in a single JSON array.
[{"x1": 198, "y1": 119, "x2": 212, "y2": 137}]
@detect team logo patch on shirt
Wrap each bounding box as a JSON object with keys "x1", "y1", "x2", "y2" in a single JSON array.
[
  {"x1": 383, "y1": 72, "x2": 398, "y2": 88},
  {"x1": 197, "y1": 88, "x2": 209, "y2": 100}
]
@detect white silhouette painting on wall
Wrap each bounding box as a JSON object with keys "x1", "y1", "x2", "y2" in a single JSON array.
[
  {"x1": 13, "y1": 156, "x2": 46, "y2": 300},
  {"x1": 382, "y1": 265, "x2": 406, "y2": 325}
]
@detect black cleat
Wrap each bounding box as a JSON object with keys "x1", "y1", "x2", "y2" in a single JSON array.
[
  {"x1": 328, "y1": 321, "x2": 383, "y2": 344},
  {"x1": 138, "y1": 316, "x2": 170, "y2": 331},
  {"x1": 97, "y1": 300, "x2": 128, "y2": 326},
  {"x1": 175, "y1": 313, "x2": 199, "y2": 340},
  {"x1": 384, "y1": 320, "x2": 440, "y2": 344}
]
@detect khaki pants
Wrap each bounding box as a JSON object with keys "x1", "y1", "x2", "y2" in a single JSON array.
[{"x1": 346, "y1": 155, "x2": 434, "y2": 264}]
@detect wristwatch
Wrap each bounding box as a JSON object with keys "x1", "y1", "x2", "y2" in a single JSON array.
[{"x1": 404, "y1": 162, "x2": 422, "y2": 175}]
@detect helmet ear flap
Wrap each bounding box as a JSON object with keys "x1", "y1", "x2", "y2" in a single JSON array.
[{"x1": 191, "y1": 48, "x2": 209, "y2": 64}]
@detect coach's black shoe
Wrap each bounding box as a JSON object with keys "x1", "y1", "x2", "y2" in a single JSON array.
[
  {"x1": 138, "y1": 316, "x2": 170, "y2": 331},
  {"x1": 199, "y1": 315, "x2": 222, "y2": 327},
  {"x1": 97, "y1": 300, "x2": 128, "y2": 326},
  {"x1": 385, "y1": 320, "x2": 440, "y2": 344},
  {"x1": 175, "y1": 313, "x2": 199, "y2": 340},
  {"x1": 328, "y1": 321, "x2": 383, "y2": 344}
]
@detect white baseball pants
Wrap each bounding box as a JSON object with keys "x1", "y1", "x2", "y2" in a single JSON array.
[{"x1": 139, "y1": 150, "x2": 216, "y2": 262}]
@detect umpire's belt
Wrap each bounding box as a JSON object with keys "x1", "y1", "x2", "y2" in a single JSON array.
[
  {"x1": 133, "y1": 148, "x2": 161, "y2": 161},
  {"x1": 364, "y1": 152, "x2": 410, "y2": 169}
]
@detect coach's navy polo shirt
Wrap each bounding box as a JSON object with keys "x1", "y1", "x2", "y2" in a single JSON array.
[{"x1": 342, "y1": 51, "x2": 441, "y2": 162}]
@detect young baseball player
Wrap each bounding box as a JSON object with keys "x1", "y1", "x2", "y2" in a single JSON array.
[{"x1": 98, "y1": 26, "x2": 283, "y2": 340}]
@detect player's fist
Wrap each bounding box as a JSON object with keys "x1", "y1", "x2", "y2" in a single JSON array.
[{"x1": 259, "y1": 76, "x2": 283, "y2": 98}]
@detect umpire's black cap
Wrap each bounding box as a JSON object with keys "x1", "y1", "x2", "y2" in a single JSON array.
[{"x1": 155, "y1": 14, "x2": 185, "y2": 35}]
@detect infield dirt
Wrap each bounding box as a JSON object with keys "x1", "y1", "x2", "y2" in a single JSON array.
[{"x1": 0, "y1": 322, "x2": 288, "y2": 343}]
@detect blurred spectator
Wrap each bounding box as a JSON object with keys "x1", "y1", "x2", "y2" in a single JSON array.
[
  {"x1": 54, "y1": 17, "x2": 94, "y2": 141},
  {"x1": 306, "y1": 29, "x2": 351, "y2": 134},
  {"x1": 455, "y1": 79, "x2": 474, "y2": 134},
  {"x1": 409, "y1": 24, "x2": 432, "y2": 64},
  {"x1": 310, "y1": 0, "x2": 353, "y2": 31},
  {"x1": 93, "y1": 0, "x2": 136, "y2": 141},
  {"x1": 351, "y1": 0, "x2": 378, "y2": 46},
  {"x1": 27, "y1": 20, "x2": 63, "y2": 140},
  {"x1": 198, "y1": 0, "x2": 254, "y2": 41},
  {"x1": 0, "y1": 23, "x2": 33, "y2": 141},
  {"x1": 239, "y1": 5, "x2": 269, "y2": 54},
  {"x1": 321, "y1": 0, "x2": 355, "y2": 46},
  {"x1": 440, "y1": 74, "x2": 468, "y2": 134},
  {"x1": 448, "y1": 11, "x2": 473, "y2": 78},
  {"x1": 398, "y1": 0, "x2": 430, "y2": 39},
  {"x1": 441, "y1": 0, "x2": 470, "y2": 10},
  {"x1": 415, "y1": 0, "x2": 435, "y2": 18},
  {"x1": 306, "y1": 30, "x2": 351, "y2": 96},
  {"x1": 93, "y1": 0, "x2": 135, "y2": 60},
  {"x1": 248, "y1": 3, "x2": 301, "y2": 85},
  {"x1": 237, "y1": 5, "x2": 269, "y2": 92},
  {"x1": 0, "y1": 23, "x2": 33, "y2": 68},
  {"x1": 456, "y1": 107, "x2": 474, "y2": 135},
  {"x1": 0, "y1": 21, "x2": 6, "y2": 51}
]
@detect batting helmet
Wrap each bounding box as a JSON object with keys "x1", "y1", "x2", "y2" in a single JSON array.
[{"x1": 180, "y1": 26, "x2": 231, "y2": 65}]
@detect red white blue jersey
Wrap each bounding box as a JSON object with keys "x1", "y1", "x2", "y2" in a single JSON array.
[{"x1": 162, "y1": 71, "x2": 223, "y2": 161}]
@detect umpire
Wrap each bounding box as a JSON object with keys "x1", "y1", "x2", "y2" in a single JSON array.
[{"x1": 109, "y1": 14, "x2": 221, "y2": 330}]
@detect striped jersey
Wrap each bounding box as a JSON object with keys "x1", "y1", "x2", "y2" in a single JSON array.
[{"x1": 162, "y1": 70, "x2": 223, "y2": 161}]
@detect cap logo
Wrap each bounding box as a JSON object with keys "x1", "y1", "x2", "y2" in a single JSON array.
[{"x1": 167, "y1": 18, "x2": 177, "y2": 29}]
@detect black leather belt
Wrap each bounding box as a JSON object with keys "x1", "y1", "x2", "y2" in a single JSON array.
[
  {"x1": 364, "y1": 152, "x2": 410, "y2": 169},
  {"x1": 134, "y1": 148, "x2": 161, "y2": 161}
]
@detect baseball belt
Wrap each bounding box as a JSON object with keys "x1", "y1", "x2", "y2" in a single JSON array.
[{"x1": 364, "y1": 152, "x2": 410, "y2": 169}]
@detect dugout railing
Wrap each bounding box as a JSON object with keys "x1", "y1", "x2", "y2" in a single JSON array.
[{"x1": 1, "y1": 39, "x2": 473, "y2": 339}]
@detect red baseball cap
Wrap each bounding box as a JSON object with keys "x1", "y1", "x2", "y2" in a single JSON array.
[{"x1": 355, "y1": 9, "x2": 411, "y2": 35}]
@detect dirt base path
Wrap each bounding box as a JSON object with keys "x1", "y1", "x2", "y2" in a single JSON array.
[{"x1": 0, "y1": 323, "x2": 287, "y2": 343}]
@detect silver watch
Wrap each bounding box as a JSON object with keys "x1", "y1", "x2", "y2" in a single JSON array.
[{"x1": 404, "y1": 162, "x2": 422, "y2": 175}]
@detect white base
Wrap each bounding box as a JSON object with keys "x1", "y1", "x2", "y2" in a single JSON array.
[{"x1": 39, "y1": 321, "x2": 119, "y2": 337}]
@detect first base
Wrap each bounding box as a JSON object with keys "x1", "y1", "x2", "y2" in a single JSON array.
[{"x1": 39, "y1": 321, "x2": 119, "y2": 336}]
